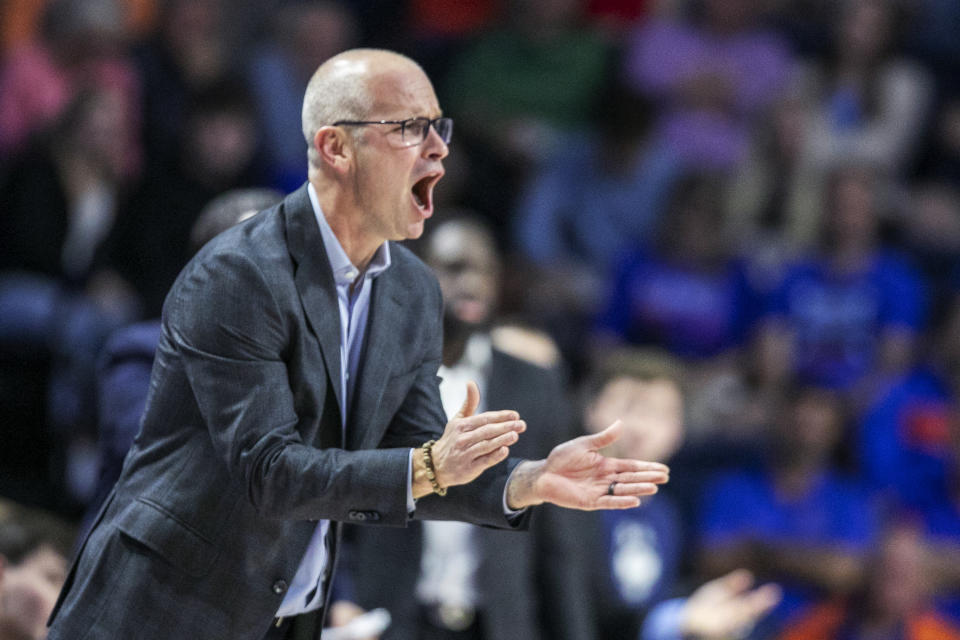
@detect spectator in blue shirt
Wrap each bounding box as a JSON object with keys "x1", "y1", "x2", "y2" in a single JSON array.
[
  {"x1": 699, "y1": 385, "x2": 879, "y2": 637},
  {"x1": 756, "y1": 163, "x2": 926, "y2": 396},
  {"x1": 595, "y1": 173, "x2": 756, "y2": 361}
]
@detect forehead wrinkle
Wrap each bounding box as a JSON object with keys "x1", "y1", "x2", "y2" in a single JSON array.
[{"x1": 367, "y1": 67, "x2": 440, "y2": 119}]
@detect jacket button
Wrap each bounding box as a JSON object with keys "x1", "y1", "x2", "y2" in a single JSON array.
[{"x1": 272, "y1": 579, "x2": 288, "y2": 595}]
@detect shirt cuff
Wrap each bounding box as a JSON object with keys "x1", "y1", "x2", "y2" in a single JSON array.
[
  {"x1": 502, "y1": 461, "x2": 528, "y2": 518},
  {"x1": 407, "y1": 448, "x2": 415, "y2": 514},
  {"x1": 641, "y1": 597, "x2": 687, "y2": 640}
]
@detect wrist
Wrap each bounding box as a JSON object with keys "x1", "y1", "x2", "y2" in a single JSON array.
[
  {"x1": 412, "y1": 446, "x2": 433, "y2": 499},
  {"x1": 421, "y1": 440, "x2": 447, "y2": 496},
  {"x1": 413, "y1": 441, "x2": 447, "y2": 500},
  {"x1": 506, "y1": 459, "x2": 546, "y2": 510}
]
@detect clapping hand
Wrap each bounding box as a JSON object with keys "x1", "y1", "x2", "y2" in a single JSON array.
[{"x1": 506, "y1": 420, "x2": 670, "y2": 511}]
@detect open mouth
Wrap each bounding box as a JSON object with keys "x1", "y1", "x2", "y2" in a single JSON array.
[{"x1": 411, "y1": 173, "x2": 441, "y2": 213}]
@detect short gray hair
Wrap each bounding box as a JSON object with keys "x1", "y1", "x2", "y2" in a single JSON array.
[
  {"x1": 301, "y1": 49, "x2": 428, "y2": 167},
  {"x1": 301, "y1": 58, "x2": 375, "y2": 167}
]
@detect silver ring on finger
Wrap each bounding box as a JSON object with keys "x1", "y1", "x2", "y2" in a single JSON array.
[{"x1": 607, "y1": 481, "x2": 617, "y2": 496}]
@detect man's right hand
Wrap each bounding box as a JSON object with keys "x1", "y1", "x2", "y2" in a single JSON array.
[{"x1": 412, "y1": 381, "x2": 524, "y2": 499}]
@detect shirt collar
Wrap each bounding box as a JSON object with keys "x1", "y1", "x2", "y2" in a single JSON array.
[{"x1": 308, "y1": 182, "x2": 391, "y2": 286}]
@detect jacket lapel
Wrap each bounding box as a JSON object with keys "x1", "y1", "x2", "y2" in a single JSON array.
[
  {"x1": 283, "y1": 185, "x2": 344, "y2": 429},
  {"x1": 347, "y1": 271, "x2": 405, "y2": 451}
]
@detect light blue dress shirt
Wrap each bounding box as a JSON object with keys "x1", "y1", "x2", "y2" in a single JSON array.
[
  {"x1": 277, "y1": 184, "x2": 520, "y2": 616},
  {"x1": 276, "y1": 184, "x2": 394, "y2": 616}
]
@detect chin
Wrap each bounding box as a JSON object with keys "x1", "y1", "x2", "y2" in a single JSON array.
[{"x1": 403, "y1": 220, "x2": 426, "y2": 239}]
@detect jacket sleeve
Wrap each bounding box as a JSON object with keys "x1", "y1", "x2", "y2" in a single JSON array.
[{"x1": 167, "y1": 249, "x2": 413, "y2": 525}]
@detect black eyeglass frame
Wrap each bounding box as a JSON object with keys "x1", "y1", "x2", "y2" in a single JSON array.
[{"x1": 332, "y1": 116, "x2": 453, "y2": 146}]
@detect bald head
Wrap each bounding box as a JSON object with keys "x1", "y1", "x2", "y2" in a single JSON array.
[{"x1": 301, "y1": 48, "x2": 428, "y2": 167}]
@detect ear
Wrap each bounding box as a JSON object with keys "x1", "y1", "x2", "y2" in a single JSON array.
[{"x1": 313, "y1": 126, "x2": 354, "y2": 175}]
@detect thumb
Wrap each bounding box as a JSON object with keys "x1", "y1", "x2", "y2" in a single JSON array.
[
  {"x1": 584, "y1": 419, "x2": 622, "y2": 450},
  {"x1": 454, "y1": 381, "x2": 481, "y2": 419}
]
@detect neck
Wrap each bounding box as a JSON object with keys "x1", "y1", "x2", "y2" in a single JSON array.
[{"x1": 310, "y1": 175, "x2": 382, "y2": 270}]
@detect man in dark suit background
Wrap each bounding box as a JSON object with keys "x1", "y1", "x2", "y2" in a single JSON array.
[
  {"x1": 47, "y1": 49, "x2": 669, "y2": 640},
  {"x1": 349, "y1": 217, "x2": 594, "y2": 640}
]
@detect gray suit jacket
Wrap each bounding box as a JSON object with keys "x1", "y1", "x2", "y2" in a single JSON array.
[{"x1": 48, "y1": 185, "x2": 524, "y2": 640}]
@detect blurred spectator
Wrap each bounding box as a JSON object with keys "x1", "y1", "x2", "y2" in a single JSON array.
[
  {"x1": 698, "y1": 385, "x2": 879, "y2": 637},
  {"x1": 899, "y1": 181, "x2": 960, "y2": 324},
  {"x1": 1, "y1": 83, "x2": 139, "y2": 284},
  {"x1": 755, "y1": 164, "x2": 926, "y2": 396},
  {"x1": 725, "y1": 89, "x2": 818, "y2": 261},
  {"x1": 793, "y1": 0, "x2": 932, "y2": 190},
  {"x1": 247, "y1": 2, "x2": 359, "y2": 192},
  {"x1": 118, "y1": 79, "x2": 263, "y2": 316},
  {"x1": 622, "y1": 0, "x2": 793, "y2": 169},
  {"x1": 349, "y1": 217, "x2": 590, "y2": 640},
  {"x1": 767, "y1": 0, "x2": 836, "y2": 58},
  {"x1": 779, "y1": 521, "x2": 960, "y2": 640},
  {"x1": 917, "y1": 95, "x2": 960, "y2": 186},
  {"x1": 561, "y1": 348, "x2": 780, "y2": 640},
  {"x1": 87, "y1": 188, "x2": 284, "y2": 524},
  {"x1": 904, "y1": 0, "x2": 960, "y2": 92},
  {"x1": 886, "y1": 318, "x2": 960, "y2": 622},
  {"x1": 407, "y1": 0, "x2": 500, "y2": 41},
  {"x1": 0, "y1": 0, "x2": 139, "y2": 162},
  {"x1": 133, "y1": 0, "x2": 236, "y2": 166},
  {"x1": 857, "y1": 365, "x2": 952, "y2": 513},
  {"x1": 0, "y1": 502, "x2": 73, "y2": 640},
  {"x1": 594, "y1": 173, "x2": 755, "y2": 362},
  {"x1": 443, "y1": 0, "x2": 613, "y2": 228},
  {"x1": 513, "y1": 83, "x2": 680, "y2": 286},
  {"x1": 585, "y1": 0, "x2": 654, "y2": 34},
  {"x1": 0, "y1": 0, "x2": 156, "y2": 55},
  {"x1": 0, "y1": 82, "x2": 143, "y2": 508},
  {"x1": 404, "y1": 0, "x2": 502, "y2": 83}
]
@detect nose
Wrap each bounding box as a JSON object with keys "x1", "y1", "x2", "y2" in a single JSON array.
[{"x1": 421, "y1": 122, "x2": 449, "y2": 161}]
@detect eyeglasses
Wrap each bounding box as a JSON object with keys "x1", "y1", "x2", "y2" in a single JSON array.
[{"x1": 333, "y1": 116, "x2": 453, "y2": 146}]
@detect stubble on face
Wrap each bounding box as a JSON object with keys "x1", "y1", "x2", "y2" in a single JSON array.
[{"x1": 347, "y1": 64, "x2": 444, "y2": 244}]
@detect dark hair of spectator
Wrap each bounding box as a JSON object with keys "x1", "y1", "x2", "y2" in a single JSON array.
[
  {"x1": 0, "y1": 508, "x2": 74, "y2": 565},
  {"x1": 583, "y1": 347, "x2": 684, "y2": 405}
]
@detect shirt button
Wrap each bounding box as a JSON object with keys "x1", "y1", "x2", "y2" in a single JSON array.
[{"x1": 272, "y1": 579, "x2": 288, "y2": 595}]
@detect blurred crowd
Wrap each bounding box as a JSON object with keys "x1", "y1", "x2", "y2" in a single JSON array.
[{"x1": 3, "y1": 0, "x2": 960, "y2": 638}]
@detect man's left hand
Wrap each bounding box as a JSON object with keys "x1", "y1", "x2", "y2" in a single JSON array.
[{"x1": 505, "y1": 420, "x2": 670, "y2": 511}]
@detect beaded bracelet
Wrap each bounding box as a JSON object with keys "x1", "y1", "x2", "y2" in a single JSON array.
[{"x1": 421, "y1": 439, "x2": 447, "y2": 496}]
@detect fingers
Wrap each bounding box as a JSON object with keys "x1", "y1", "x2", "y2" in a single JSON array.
[
  {"x1": 455, "y1": 409, "x2": 521, "y2": 431},
  {"x1": 582, "y1": 419, "x2": 622, "y2": 450},
  {"x1": 452, "y1": 381, "x2": 481, "y2": 419},
  {"x1": 465, "y1": 423, "x2": 524, "y2": 458},
  {"x1": 471, "y1": 444, "x2": 511, "y2": 470},
  {"x1": 462, "y1": 420, "x2": 525, "y2": 446},
  {"x1": 741, "y1": 583, "x2": 782, "y2": 617},
  {"x1": 610, "y1": 470, "x2": 671, "y2": 485},
  {"x1": 606, "y1": 458, "x2": 671, "y2": 476},
  {"x1": 608, "y1": 482, "x2": 661, "y2": 497},
  {"x1": 718, "y1": 569, "x2": 755, "y2": 592},
  {"x1": 594, "y1": 496, "x2": 642, "y2": 510},
  {"x1": 700, "y1": 570, "x2": 782, "y2": 620}
]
